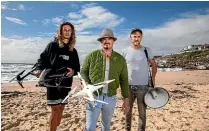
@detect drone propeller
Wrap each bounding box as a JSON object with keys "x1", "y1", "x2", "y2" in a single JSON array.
[
  {"x1": 10, "y1": 65, "x2": 72, "y2": 89},
  {"x1": 93, "y1": 79, "x2": 115, "y2": 86},
  {"x1": 9, "y1": 70, "x2": 25, "y2": 83},
  {"x1": 18, "y1": 81, "x2": 24, "y2": 88},
  {"x1": 9, "y1": 63, "x2": 38, "y2": 88},
  {"x1": 61, "y1": 86, "x2": 78, "y2": 103}
]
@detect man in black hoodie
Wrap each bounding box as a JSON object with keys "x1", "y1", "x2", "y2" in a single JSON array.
[{"x1": 35, "y1": 22, "x2": 80, "y2": 131}]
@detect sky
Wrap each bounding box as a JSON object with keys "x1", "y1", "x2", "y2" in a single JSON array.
[{"x1": 1, "y1": 1, "x2": 209, "y2": 64}]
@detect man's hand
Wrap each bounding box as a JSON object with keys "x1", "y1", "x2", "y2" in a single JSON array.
[
  {"x1": 34, "y1": 70, "x2": 41, "y2": 78},
  {"x1": 122, "y1": 98, "x2": 130, "y2": 115},
  {"x1": 67, "y1": 68, "x2": 74, "y2": 77},
  {"x1": 152, "y1": 76, "x2": 155, "y2": 85}
]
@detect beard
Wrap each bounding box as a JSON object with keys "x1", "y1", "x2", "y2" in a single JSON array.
[
  {"x1": 103, "y1": 43, "x2": 110, "y2": 50},
  {"x1": 104, "y1": 46, "x2": 109, "y2": 50},
  {"x1": 133, "y1": 41, "x2": 140, "y2": 46}
]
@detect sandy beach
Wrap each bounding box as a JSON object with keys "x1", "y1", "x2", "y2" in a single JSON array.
[{"x1": 1, "y1": 70, "x2": 209, "y2": 131}]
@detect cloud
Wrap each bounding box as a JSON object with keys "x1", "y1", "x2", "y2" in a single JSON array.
[
  {"x1": 52, "y1": 17, "x2": 63, "y2": 26},
  {"x1": 81, "y1": 3, "x2": 97, "y2": 9},
  {"x1": 0, "y1": 35, "x2": 99, "y2": 64},
  {"x1": 1, "y1": 2, "x2": 27, "y2": 11},
  {"x1": 178, "y1": 9, "x2": 207, "y2": 18},
  {"x1": 37, "y1": 32, "x2": 55, "y2": 37},
  {"x1": 41, "y1": 17, "x2": 64, "y2": 26},
  {"x1": 42, "y1": 19, "x2": 51, "y2": 25},
  {"x1": 52, "y1": 17, "x2": 62, "y2": 23},
  {"x1": 1, "y1": 33, "x2": 127, "y2": 64},
  {"x1": 33, "y1": 20, "x2": 39, "y2": 22},
  {"x1": 1, "y1": 2, "x2": 17, "y2": 10},
  {"x1": 68, "y1": 3, "x2": 125, "y2": 31},
  {"x1": 142, "y1": 10, "x2": 209, "y2": 55},
  {"x1": 68, "y1": 12, "x2": 83, "y2": 19},
  {"x1": 40, "y1": 3, "x2": 124, "y2": 32},
  {"x1": 1, "y1": 36, "x2": 52, "y2": 63},
  {"x1": 18, "y1": 4, "x2": 25, "y2": 10},
  {"x1": 5, "y1": 17, "x2": 27, "y2": 25},
  {"x1": 1, "y1": 6, "x2": 209, "y2": 64},
  {"x1": 70, "y1": 3, "x2": 80, "y2": 9},
  {"x1": 1, "y1": 2, "x2": 9, "y2": 10},
  {"x1": 77, "y1": 31, "x2": 93, "y2": 35}
]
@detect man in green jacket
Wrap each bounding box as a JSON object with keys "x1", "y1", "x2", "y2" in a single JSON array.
[{"x1": 81, "y1": 28, "x2": 130, "y2": 131}]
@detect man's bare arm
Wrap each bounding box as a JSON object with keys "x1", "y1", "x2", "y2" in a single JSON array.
[{"x1": 149, "y1": 59, "x2": 157, "y2": 85}]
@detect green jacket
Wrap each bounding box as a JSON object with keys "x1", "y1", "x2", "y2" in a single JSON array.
[{"x1": 81, "y1": 49, "x2": 129, "y2": 98}]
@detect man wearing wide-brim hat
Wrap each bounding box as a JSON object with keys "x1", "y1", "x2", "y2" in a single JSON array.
[
  {"x1": 97, "y1": 28, "x2": 117, "y2": 42},
  {"x1": 81, "y1": 28, "x2": 130, "y2": 131}
]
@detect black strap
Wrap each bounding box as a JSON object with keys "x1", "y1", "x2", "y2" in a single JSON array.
[
  {"x1": 144, "y1": 48, "x2": 149, "y2": 60},
  {"x1": 144, "y1": 48, "x2": 154, "y2": 87}
]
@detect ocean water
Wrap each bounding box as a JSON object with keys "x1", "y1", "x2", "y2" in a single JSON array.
[
  {"x1": 1, "y1": 63, "x2": 183, "y2": 83},
  {"x1": 1, "y1": 63, "x2": 38, "y2": 83}
]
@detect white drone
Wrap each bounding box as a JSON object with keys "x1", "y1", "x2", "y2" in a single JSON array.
[{"x1": 62, "y1": 72, "x2": 115, "y2": 104}]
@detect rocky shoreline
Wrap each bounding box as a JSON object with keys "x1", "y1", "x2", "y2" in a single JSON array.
[{"x1": 156, "y1": 50, "x2": 209, "y2": 70}]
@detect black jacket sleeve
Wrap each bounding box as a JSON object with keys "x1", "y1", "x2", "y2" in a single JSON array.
[
  {"x1": 36, "y1": 42, "x2": 54, "y2": 71},
  {"x1": 73, "y1": 48, "x2": 80, "y2": 76}
]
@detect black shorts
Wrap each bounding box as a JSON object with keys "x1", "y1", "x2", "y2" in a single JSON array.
[{"x1": 47, "y1": 87, "x2": 71, "y2": 106}]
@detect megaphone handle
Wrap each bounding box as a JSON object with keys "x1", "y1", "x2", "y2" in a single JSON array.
[
  {"x1": 150, "y1": 89, "x2": 157, "y2": 99},
  {"x1": 148, "y1": 62, "x2": 154, "y2": 88},
  {"x1": 148, "y1": 66, "x2": 155, "y2": 88}
]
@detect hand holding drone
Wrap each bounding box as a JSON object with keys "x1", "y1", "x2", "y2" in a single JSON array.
[
  {"x1": 10, "y1": 64, "x2": 115, "y2": 105},
  {"x1": 62, "y1": 72, "x2": 115, "y2": 105}
]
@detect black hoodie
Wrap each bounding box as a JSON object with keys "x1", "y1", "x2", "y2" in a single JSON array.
[{"x1": 36, "y1": 40, "x2": 80, "y2": 87}]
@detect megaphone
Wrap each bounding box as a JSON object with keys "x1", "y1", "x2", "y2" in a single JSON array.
[
  {"x1": 143, "y1": 48, "x2": 170, "y2": 108},
  {"x1": 144, "y1": 87, "x2": 169, "y2": 109}
]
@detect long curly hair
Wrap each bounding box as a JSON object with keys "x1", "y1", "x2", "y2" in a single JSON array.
[{"x1": 55, "y1": 21, "x2": 76, "y2": 51}]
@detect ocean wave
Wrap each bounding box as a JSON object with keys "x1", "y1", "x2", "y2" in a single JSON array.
[
  {"x1": 1, "y1": 63, "x2": 183, "y2": 83},
  {"x1": 1, "y1": 70, "x2": 19, "y2": 74}
]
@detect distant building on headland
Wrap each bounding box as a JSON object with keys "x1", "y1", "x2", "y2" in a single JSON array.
[
  {"x1": 180, "y1": 43, "x2": 209, "y2": 53},
  {"x1": 153, "y1": 43, "x2": 209, "y2": 58}
]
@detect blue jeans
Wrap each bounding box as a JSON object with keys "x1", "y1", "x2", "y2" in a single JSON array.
[{"x1": 85, "y1": 94, "x2": 117, "y2": 131}]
